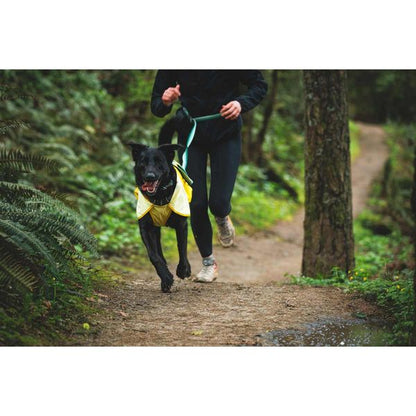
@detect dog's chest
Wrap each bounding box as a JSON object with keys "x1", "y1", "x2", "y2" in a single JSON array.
[
  {"x1": 134, "y1": 166, "x2": 192, "y2": 227},
  {"x1": 147, "y1": 204, "x2": 174, "y2": 227}
]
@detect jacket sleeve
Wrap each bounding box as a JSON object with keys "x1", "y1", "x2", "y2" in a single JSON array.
[
  {"x1": 235, "y1": 70, "x2": 268, "y2": 113},
  {"x1": 151, "y1": 70, "x2": 177, "y2": 117}
]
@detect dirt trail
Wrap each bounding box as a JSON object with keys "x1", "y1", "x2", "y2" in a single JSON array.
[
  {"x1": 82, "y1": 123, "x2": 389, "y2": 346},
  {"x1": 189, "y1": 123, "x2": 388, "y2": 284}
]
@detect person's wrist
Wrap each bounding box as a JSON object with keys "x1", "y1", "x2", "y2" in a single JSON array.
[{"x1": 162, "y1": 98, "x2": 173, "y2": 107}]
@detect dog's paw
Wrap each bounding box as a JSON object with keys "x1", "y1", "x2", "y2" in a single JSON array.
[
  {"x1": 176, "y1": 260, "x2": 191, "y2": 279},
  {"x1": 161, "y1": 274, "x2": 174, "y2": 293}
]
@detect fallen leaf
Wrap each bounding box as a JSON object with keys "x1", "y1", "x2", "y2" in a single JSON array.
[{"x1": 191, "y1": 330, "x2": 203, "y2": 336}]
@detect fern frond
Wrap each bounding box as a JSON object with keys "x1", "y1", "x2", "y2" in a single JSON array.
[
  {"x1": 28, "y1": 142, "x2": 78, "y2": 170},
  {"x1": 0, "y1": 219, "x2": 59, "y2": 277},
  {"x1": 0, "y1": 202, "x2": 97, "y2": 255},
  {"x1": 30, "y1": 191, "x2": 79, "y2": 210},
  {"x1": 0, "y1": 183, "x2": 81, "y2": 217},
  {"x1": 0, "y1": 243, "x2": 39, "y2": 291},
  {"x1": 0, "y1": 146, "x2": 98, "y2": 304},
  {"x1": 0, "y1": 181, "x2": 56, "y2": 202},
  {"x1": 0, "y1": 148, "x2": 59, "y2": 174}
]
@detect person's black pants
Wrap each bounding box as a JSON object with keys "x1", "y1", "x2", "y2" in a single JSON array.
[{"x1": 185, "y1": 135, "x2": 242, "y2": 258}]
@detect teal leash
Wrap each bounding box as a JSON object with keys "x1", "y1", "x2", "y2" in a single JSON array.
[{"x1": 181, "y1": 108, "x2": 222, "y2": 171}]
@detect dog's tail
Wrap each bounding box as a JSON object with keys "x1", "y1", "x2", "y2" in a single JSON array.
[
  {"x1": 158, "y1": 108, "x2": 193, "y2": 146},
  {"x1": 158, "y1": 117, "x2": 177, "y2": 145}
]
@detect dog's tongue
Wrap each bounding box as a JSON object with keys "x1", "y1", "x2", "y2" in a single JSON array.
[{"x1": 142, "y1": 181, "x2": 158, "y2": 194}]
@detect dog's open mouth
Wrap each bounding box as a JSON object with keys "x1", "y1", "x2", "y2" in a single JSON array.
[{"x1": 141, "y1": 180, "x2": 160, "y2": 194}]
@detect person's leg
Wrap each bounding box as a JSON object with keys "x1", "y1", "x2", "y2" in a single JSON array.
[
  {"x1": 185, "y1": 143, "x2": 212, "y2": 258},
  {"x1": 185, "y1": 142, "x2": 218, "y2": 282},
  {"x1": 209, "y1": 134, "x2": 242, "y2": 246}
]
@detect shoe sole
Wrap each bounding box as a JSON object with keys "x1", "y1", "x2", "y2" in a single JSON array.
[
  {"x1": 193, "y1": 277, "x2": 217, "y2": 283},
  {"x1": 192, "y1": 270, "x2": 219, "y2": 283},
  {"x1": 216, "y1": 216, "x2": 236, "y2": 248},
  {"x1": 218, "y1": 238, "x2": 234, "y2": 248},
  {"x1": 218, "y1": 229, "x2": 235, "y2": 248},
  {"x1": 193, "y1": 275, "x2": 218, "y2": 283}
]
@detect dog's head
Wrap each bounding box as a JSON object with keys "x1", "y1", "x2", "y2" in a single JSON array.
[{"x1": 128, "y1": 143, "x2": 182, "y2": 196}]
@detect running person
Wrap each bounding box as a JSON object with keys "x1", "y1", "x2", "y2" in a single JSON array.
[{"x1": 151, "y1": 70, "x2": 267, "y2": 282}]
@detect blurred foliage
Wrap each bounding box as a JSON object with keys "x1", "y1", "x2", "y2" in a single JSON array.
[
  {"x1": 381, "y1": 123, "x2": 415, "y2": 235},
  {"x1": 348, "y1": 70, "x2": 416, "y2": 122},
  {"x1": 231, "y1": 164, "x2": 299, "y2": 232},
  {"x1": 349, "y1": 120, "x2": 360, "y2": 161}
]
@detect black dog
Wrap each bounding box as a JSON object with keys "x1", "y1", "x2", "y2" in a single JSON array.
[{"x1": 128, "y1": 142, "x2": 192, "y2": 292}]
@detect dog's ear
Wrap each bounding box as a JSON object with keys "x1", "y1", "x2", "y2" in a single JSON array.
[
  {"x1": 158, "y1": 144, "x2": 184, "y2": 163},
  {"x1": 127, "y1": 143, "x2": 148, "y2": 161}
]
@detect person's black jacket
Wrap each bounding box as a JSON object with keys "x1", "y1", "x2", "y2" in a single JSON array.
[{"x1": 151, "y1": 70, "x2": 268, "y2": 145}]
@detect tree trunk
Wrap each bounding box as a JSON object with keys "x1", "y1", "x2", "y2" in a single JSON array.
[
  {"x1": 241, "y1": 111, "x2": 254, "y2": 164},
  {"x1": 241, "y1": 70, "x2": 278, "y2": 165},
  {"x1": 256, "y1": 70, "x2": 278, "y2": 165},
  {"x1": 302, "y1": 70, "x2": 355, "y2": 277}
]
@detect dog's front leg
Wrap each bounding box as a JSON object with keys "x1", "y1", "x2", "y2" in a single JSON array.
[
  {"x1": 168, "y1": 214, "x2": 191, "y2": 279},
  {"x1": 139, "y1": 217, "x2": 173, "y2": 293}
]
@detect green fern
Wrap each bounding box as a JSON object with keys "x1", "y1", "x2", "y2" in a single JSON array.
[
  {"x1": 0, "y1": 149, "x2": 98, "y2": 305},
  {"x1": 0, "y1": 148, "x2": 58, "y2": 174},
  {"x1": 0, "y1": 241, "x2": 39, "y2": 291},
  {"x1": 0, "y1": 219, "x2": 60, "y2": 277}
]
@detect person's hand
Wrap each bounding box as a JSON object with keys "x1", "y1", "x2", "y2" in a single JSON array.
[
  {"x1": 220, "y1": 100, "x2": 241, "y2": 120},
  {"x1": 162, "y1": 84, "x2": 181, "y2": 106}
]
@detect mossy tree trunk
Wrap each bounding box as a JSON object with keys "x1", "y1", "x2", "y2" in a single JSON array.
[{"x1": 302, "y1": 70, "x2": 355, "y2": 277}]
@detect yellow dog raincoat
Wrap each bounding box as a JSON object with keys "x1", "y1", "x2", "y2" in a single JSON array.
[{"x1": 134, "y1": 165, "x2": 192, "y2": 227}]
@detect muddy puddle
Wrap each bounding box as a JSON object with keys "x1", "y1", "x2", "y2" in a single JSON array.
[{"x1": 256, "y1": 318, "x2": 392, "y2": 346}]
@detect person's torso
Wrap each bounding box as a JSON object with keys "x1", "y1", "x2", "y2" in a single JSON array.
[
  {"x1": 174, "y1": 70, "x2": 240, "y2": 115},
  {"x1": 173, "y1": 70, "x2": 242, "y2": 143}
]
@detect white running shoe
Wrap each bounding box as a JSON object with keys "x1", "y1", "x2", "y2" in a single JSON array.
[
  {"x1": 194, "y1": 257, "x2": 218, "y2": 283},
  {"x1": 215, "y1": 215, "x2": 235, "y2": 247}
]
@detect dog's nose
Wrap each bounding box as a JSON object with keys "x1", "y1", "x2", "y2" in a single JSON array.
[{"x1": 144, "y1": 172, "x2": 157, "y2": 181}]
